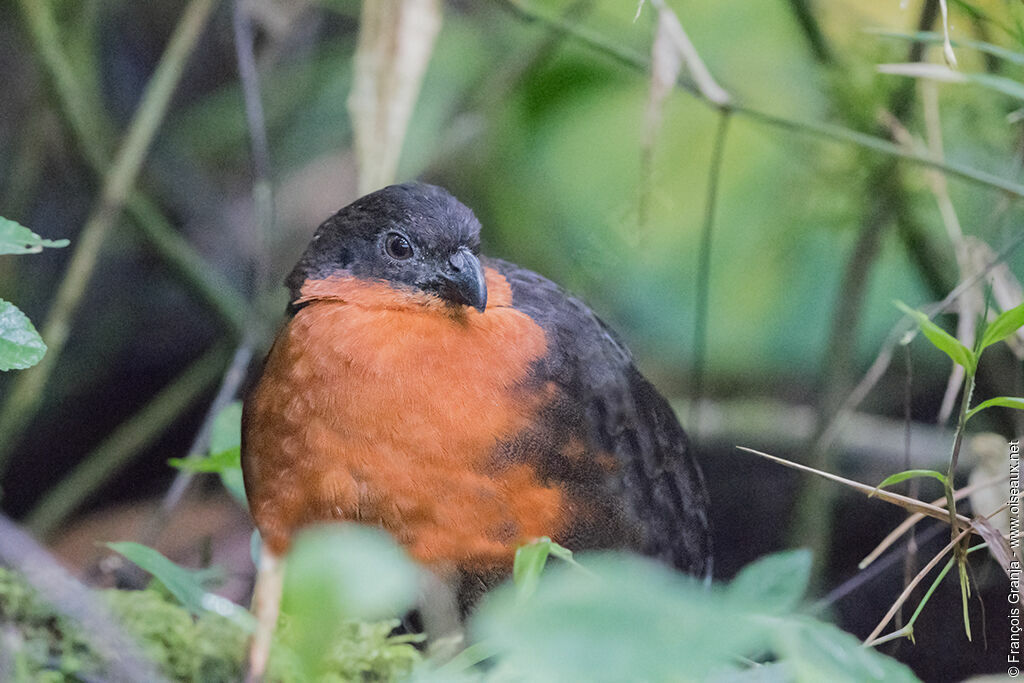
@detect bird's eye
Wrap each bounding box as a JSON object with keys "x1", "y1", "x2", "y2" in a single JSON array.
[{"x1": 385, "y1": 233, "x2": 414, "y2": 260}]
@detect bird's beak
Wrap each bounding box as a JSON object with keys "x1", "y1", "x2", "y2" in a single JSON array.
[{"x1": 441, "y1": 247, "x2": 488, "y2": 313}]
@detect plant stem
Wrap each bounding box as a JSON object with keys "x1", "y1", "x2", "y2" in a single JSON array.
[
  {"x1": 689, "y1": 111, "x2": 731, "y2": 438},
  {"x1": 16, "y1": 0, "x2": 246, "y2": 333},
  {"x1": 944, "y1": 370, "x2": 976, "y2": 542},
  {"x1": 26, "y1": 344, "x2": 231, "y2": 538},
  {"x1": 0, "y1": 0, "x2": 220, "y2": 477}
]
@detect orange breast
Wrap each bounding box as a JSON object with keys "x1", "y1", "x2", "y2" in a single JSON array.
[{"x1": 243, "y1": 268, "x2": 567, "y2": 570}]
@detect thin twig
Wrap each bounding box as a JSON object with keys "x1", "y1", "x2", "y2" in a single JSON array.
[
  {"x1": 232, "y1": 0, "x2": 275, "y2": 294},
  {"x1": 0, "y1": 513, "x2": 167, "y2": 682},
  {"x1": 689, "y1": 112, "x2": 731, "y2": 438},
  {"x1": 736, "y1": 447, "x2": 975, "y2": 528},
  {"x1": 138, "y1": 344, "x2": 253, "y2": 548},
  {"x1": 785, "y1": 0, "x2": 835, "y2": 65},
  {"x1": 0, "y1": 0, "x2": 221, "y2": 477},
  {"x1": 863, "y1": 525, "x2": 973, "y2": 646},
  {"x1": 26, "y1": 344, "x2": 231, "y2": 538},
  {"x1": 813, "y1": 521, "x2": 947, "y2": 613}
]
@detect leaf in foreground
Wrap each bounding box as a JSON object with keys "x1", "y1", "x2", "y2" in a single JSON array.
[
  {"x1": 107, "y1": 542, "x2": 253, "y2": 630},
  {"x1": 727, "y1": 548, "x2": 811, "y2": 614},
  {"x1": 472, "y1": 552, "x2": 768, "y2": 682},
  {"x1": 281, "y1": 524, "x2": 420, "y2": 678},
  {"x1": 0, "y1": 216, "x2": 70, "y2": 254},
  {"x1": 0, "y1": 299, "x2": 47, "y2": 371}
]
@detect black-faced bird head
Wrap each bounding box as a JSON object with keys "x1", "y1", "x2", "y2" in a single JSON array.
[{"x1": 286, "y1": 183, "x2": 487, "y2": 313}]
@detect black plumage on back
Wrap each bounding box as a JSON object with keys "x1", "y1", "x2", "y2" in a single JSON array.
[{"x1": 485, "y1": 256, "x2": 712, "y2": 578}]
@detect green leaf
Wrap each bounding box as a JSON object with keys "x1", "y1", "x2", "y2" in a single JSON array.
[
  {"x1": 966, "y1": 396, "x2": 1024, "y2": 421},
  {"x1": 979, "y1": 300, "x2": 1024, "y2": 351},
  {"x1": 894, "y1": 301, "x2": 975, "y2": 372},
  {"x1": 775, "y1": 618, "x2": 921, "y2": 682},
  {"x1": 513, "y1": 537, "x2": 553, "y2": 601},
  {"x1": 873, "y1": 469, "x2": 948, "y2": 493},
  {"x1": 209, "y1": 400, "x2": 242, "y2": 454},
  {"x1": 107, "y1": 542, "x2": 254, "y2": 630},
  {"x1": 0, "y1": 299, "x2": 47, "y2": 371},
  {"x1": 168, "y1": 401, "x2": 248, "y2": 508},
  {"x1": 472, "y1": 552, "x2": 772, "y2": 682},
  {"x1": 728, "y1": 549, "x2": 812, "y2": 614},
  {"x1": 281, "y1": 524, "x2": 420, "y2": 679},
  {"x1": 0, "y1": 216, "x2": 69, "y2": 255},
  {"x1": 168, "y1": 446, "x2": 239, "y2": 474}
]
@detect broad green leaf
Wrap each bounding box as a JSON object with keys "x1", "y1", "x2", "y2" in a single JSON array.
[
  {"x1": 775, "y1": 618, "x2": 921, "y2": 682},
  {"x1": 728, "y1": 549, "x2": 812, "y2": 614},
  {"x1": 0, "y1": 216, "x2": 69, "y2": 254},
  {"x1": 966, "y1": 396, "x2": 1024, "y2": 421},
  {"x1": 894, "y1": 301, "x2": 975, "y2": 372},
  {"x1": 281, "y1": 524, "x2": 420, "y2": 678},
  {"x1": 873, "y1": 469, "x2": 948, "y2": 493},
  {"x1": 0, "y1": 299, "x2": 47, "y2": 371},
  {"x1": 107, "y1": 542, "x2": 253, "y2": 630},
  {"x1": 472, "y1": 552, "x2": 771, "y2": 682},
  {"x1": 979, "y1": 300, "x2": 1024, "y2": 351}
]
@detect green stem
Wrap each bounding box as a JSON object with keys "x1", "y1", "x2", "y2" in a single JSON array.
[
  {"x1": 944, "y1": 370, "x2": 976, "y2": 541},
  {"x1": 16, "y1": 0, "x2": 246, "y2": 332},
  {"x1": 499, "y1": 0, "x2": 1024, "y2": 200},
  {"x1": 0, "y1": 0, "x2": 220, "y2": 477},
  {"x1": 26, "y1": 344, "x2": 230, "y2": 538},
  {"x1": 689, "y1": 111, "x2": 731, "y2": 438}
]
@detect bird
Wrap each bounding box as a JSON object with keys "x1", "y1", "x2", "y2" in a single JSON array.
[{"x1": 240, "y1": 182, "x2": 711, "y2": 678}]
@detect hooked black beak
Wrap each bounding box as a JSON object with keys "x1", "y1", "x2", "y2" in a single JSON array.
[{"x1": 439, "y1": 247, "x2": 487, "y2": 313}]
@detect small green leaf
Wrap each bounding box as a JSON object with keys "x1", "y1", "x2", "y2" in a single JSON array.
[
  {"x1": 107, "y1": 542, "x2": 254, "y2": 630},
  {"x1": 728, "y1": 549, "x2": 812, "y2": 614},
  {"x1": 513, "y1": 538, "x2": 553, "y2": 600},
  {"x1": 0, "y1": 299, "x2": 47, "y2": 371},
  {"x1": 966, "y1": 396, "x2": 1024, "y2": 421},
  {"x1": 167, "y1": 402, "x2": 248, "y2": 508},
  {"x1": 979, "y1": 300, "x2": 1024, "y2": 351},
  {"x1": 0, "y1": 216, "x2": 69, "y2": 255},
  {"x1": 873, "y1": 469, "x2": 948, "y2": 494},
  {"x1": 894, "y1": 301, "x2": 975, "y2": 372},
  {"x1": 168, "y1": 446, "x2": 239, "y2": 474}
]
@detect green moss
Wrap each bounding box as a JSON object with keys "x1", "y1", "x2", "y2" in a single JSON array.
[
  {"x1": 0, "y1": 567, "x2": 422, "y2": 682},
  {"x1": 0, "y1": 567, "x2": 100, "y2": 681}
]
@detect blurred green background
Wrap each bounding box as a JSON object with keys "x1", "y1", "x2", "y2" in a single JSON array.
[{"x1": 1, "y1": 0, "x2": 1023, "y2": 679}]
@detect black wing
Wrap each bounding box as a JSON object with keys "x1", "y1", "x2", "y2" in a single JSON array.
[{"x1": 486, "y1": 257, "x2": 712, "y2": 578}]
